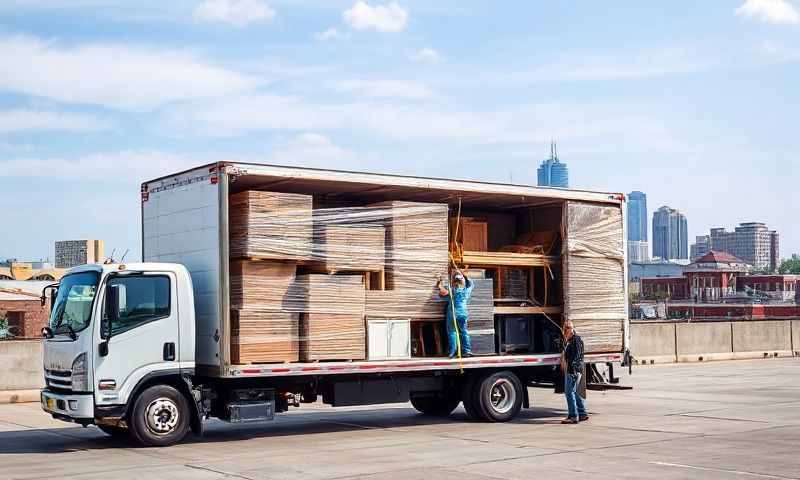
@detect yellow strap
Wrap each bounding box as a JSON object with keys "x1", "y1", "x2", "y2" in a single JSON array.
[{"x1": 448, "y1": 197, "x2": 463, "y2": 370}]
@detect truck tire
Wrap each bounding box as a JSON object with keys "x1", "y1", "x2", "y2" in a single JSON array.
[
  {"x1": 128, "y1": 384, "x2": 190, "y2": 447},
  {"x1": 97, "y1": 425, "x2": 129, "y2": 438},
  {"x1": 461, "y1": 374, "x2": 483, "y2": 420},
  {"x1": 474, "y1": 371, "x2": 523, "y2": 422},
  {"x1": 410, "y1": 393, "x2": 460, "y2": 417}
]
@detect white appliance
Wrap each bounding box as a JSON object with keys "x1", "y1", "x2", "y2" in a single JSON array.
[{"x1": 367, "y1": 319, "x2": 411, "y2": 360}]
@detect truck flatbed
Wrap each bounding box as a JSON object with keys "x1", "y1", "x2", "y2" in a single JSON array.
[{"x1": 224, "y1": 352, "x2": 623, "y2": 378}]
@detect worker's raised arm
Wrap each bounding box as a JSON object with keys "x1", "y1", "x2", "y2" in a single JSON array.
[
  {"x1": 465, "y1": 277, "x2": 474, "y2": 294},
  {"x1": 436, "y1": 278, "x2": 449, "y2": 297}
]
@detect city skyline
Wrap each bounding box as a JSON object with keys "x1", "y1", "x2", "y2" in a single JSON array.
[{"x1": 0, "y1": 1, "x2": 798, "y2": 260}]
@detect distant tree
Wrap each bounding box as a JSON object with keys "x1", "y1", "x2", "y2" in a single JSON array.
[{"x1": 778, "y1": 258, "x2": 800, "y2": 274}]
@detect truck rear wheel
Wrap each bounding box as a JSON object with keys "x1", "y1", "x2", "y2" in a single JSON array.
[
  {"x1": 473, "y1": 371, "x2": 524, "y2": 422},
  {"x1": 461, "y1": 374, "x2": 482, "y2": 419},
  {"x1": 129, "y1": 384, "x2": 190, "y2": 447},
  {"x1": 410, "y1": 392, "x2": 460, "y2": 417}
]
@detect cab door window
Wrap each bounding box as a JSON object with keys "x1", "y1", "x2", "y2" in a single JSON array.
[{"x1": 107, "y1": 276, "x2": 171, "y2": 336}]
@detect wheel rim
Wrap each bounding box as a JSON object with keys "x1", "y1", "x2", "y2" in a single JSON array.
[
  {"x1": 145, "y1": 397, "x2": 180, "y2": 435},
  {"x1": 488, "y1": 378, "x2": 516, "y2": 414}
]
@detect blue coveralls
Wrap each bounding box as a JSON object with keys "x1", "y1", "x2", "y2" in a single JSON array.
[{"x1": 443, "y1": 278, "x2": 474, "y2": 357}]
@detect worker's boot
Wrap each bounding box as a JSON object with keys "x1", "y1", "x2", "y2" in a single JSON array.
[{"x1": 561, "y1": 417, "x2": 578, "y2": 424}]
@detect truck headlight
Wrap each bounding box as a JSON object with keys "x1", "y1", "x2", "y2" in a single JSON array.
[{"x1": 71, "y1": 353, "x2": 89, "y2": 392}]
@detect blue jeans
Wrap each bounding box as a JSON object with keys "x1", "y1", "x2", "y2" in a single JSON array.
[
  {"x1": 446, "y1": 315, "x2": 471, "y2": 357},
  {"x1": 564, "y1": 372, "x2": 587, "y2": 419}
]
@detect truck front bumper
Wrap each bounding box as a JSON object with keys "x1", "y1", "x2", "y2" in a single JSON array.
[{"x1": 41, "y1": 389, "x2": 94, "y2": 423}]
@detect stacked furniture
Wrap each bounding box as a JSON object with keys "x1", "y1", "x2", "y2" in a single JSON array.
[
  {"x1": 229, "y1": 260, "x2": 300, "y2": 363},
  {"x1": 229, "y1": 191, "x2": 313, "y2": 260},
  {"x1": 296, "y1": 274, "x2": 366, "y2": 361}
]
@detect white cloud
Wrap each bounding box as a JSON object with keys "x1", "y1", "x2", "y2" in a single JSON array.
[
  {"x1": 158, "y1": 93, "x2": 675, "y2": 152},
  {"x1": 315, "y1": 27, "x2": 347, "y2": 41},
  {"x1": 193, "y1": 0, "x2": 275, "y2": 28},
  {"x1": 0, "y1": 150, "x2": 194, "y2": 181},
  {"x1": 343, "y1": 1, "x2": 408, "y2": 32},
  {"x1": 334, "y1": 79, "x2": 434, "y2": 99},
  {"x1": 736, "y1": 0, "x2": 799, "y2": 24},
  {"x1": 410, "y1": 47, "x2": 442, "y2": 64},
  {"x1": 266, "y1": 133, "x2": 366, "y2": 169},
  {"x1": 0, "y1": 109, "x2": 110, "y2": 133},
  {"x1": 0, "y1": 34, "x2": 258, "y2": 112}
]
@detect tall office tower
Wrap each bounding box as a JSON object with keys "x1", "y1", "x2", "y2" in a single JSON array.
[
  {"x1": 55, "y1": 240, "x2": 104, "y2": 268},
  {"x1": 708, "y1": 223, "x2": 780, "y2": 271},
  {"x1": 652, "y1": 206, "x2": 688, "y2": 260},
  {"x1": 627, "y1": 191, "x2": 648, "y2": 262},
  {"x1": 537, "y1": 141, "x2": 569, "y2": 188}
]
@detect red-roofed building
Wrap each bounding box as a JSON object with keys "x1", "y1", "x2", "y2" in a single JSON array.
[{"x1": 638, "y1": 251, "x2": 800, "y2": 319}]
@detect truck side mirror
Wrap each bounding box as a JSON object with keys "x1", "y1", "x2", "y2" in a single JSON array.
[
  {"x1": 100, "y1": 284, "x2": 120, "y2": 357},
  {"x1": 41, "y1": 283, "x2": 58, "y2": 308}
]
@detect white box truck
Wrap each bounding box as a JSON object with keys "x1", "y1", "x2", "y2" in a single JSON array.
[{"x1": 40, "y1": 162, "x2": 630, "y2": 446}]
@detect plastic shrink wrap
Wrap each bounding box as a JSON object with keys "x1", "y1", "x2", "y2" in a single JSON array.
[
  {"x1": 229, "y1": 192, "x2": 451, "y2": 363},
  {"x1": 563, "y1": 202, "x2": 626, "y2": 353}
]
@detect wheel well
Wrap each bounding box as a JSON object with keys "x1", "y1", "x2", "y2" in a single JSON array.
[
  {"x1": 462, "y1": 369, "x2": 530, "y2": 408},
  {"x1": 126, "y1": 372, "x2": 202, "y2": 435}
]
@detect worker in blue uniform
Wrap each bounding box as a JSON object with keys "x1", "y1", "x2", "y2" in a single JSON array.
[{"x1": 437, "y1": 269, "x2": 474, "y2": 358}]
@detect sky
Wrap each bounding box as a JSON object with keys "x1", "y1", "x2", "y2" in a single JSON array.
[{"x1": 0, "y1": 0, "x2": 798, "y2": 262}]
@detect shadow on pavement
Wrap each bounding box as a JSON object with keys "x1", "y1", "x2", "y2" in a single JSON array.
[{"x1": 0, "y1": 405, "x2": 568, "y2": 454}]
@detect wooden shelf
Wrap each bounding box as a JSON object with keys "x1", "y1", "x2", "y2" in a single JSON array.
[
  {"x1": 493, "y1": 306, "x2": 562, "y2": 315},
  {"x1": 460, "y1": 251, "x2": 559, "y2": 268}
]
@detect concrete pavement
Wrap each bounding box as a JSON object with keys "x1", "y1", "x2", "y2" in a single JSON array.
[{"x1": 1, "y1": 358, "x2": 799, "y2": 479}]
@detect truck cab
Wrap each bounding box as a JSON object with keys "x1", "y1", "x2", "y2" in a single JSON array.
[{"x1": 41, "y1": 262, "x2": 198, "y2": 444}]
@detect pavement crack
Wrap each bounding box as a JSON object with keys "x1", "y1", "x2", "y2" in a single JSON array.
[
  {"x1": 649, "y1": 461, "x2": 800, "y2": 479},
  {"x1": 185, "y1": 464, "x2": 258, "y2": 480},
  {"x1": 678, "y1": 414, "x2": 770, "y2": 423}
]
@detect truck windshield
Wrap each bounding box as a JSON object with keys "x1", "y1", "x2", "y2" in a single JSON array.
[{"x1": 50, "y1": 271, "x2": 100, "y2": 335}]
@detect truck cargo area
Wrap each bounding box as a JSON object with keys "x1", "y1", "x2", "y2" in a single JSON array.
[{"x1": 142, "y1": 162, "x2": 628, "y2": 377}]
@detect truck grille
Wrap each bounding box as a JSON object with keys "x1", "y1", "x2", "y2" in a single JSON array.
[{"x1": 45, "y1": 369, "x2": 73, "y2": 392}]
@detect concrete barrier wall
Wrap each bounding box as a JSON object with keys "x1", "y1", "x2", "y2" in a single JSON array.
[
  {"x1": 0, "y1": 340, "x2": 44, "y2": 391},
  {"x1": 632, "y1": 319, "x2": 800, "y2": 364},
  {"x1": 677, "y1": 322, "x2": 732, "y2": 355},
  {"x1": 733, "y1": 321, "x2": 792, "y2": 357},
  {"x1": 631, "y1": 323, "x2": 676, "y2": 362}
]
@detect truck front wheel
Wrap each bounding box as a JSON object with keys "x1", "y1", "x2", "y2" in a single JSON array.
[
  {"x1": 129, "y1": 384, "x2": 190, "y2": 447},
  {"x1": 410, "y1": 392, "x2": 460, "y2": 417}
]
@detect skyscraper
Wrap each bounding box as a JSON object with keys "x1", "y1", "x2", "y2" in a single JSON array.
[
  {"x1": 537, "y1": 141, "x2": 569, "y2": 188},
  {"x1": 652, "y1": 206, "x2": 688, "y2": 260},
  {"x1": 627, "y1": 191, "x2": 648, "y2": 262}
]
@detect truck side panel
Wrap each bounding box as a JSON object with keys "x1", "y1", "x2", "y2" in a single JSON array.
[{"x1": 142, "y1": 167, "x2": 222, "y2": 371}]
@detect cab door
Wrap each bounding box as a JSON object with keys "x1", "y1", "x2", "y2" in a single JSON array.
[{"x1": 93, "y1": 272, "x2": 180, "y2": 407}]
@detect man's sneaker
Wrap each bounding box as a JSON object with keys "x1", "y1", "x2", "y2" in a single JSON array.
[
  {"x1": 579, "y1": 415, "x2": 589, "y2": 422},
  {"x1": 561, "y1": 417, "x2": 578, "y2": 424}
]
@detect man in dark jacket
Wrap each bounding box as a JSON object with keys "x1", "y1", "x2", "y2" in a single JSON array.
[{"x1": 561, "y1": 320, "x2": 588, "y2": 424}]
